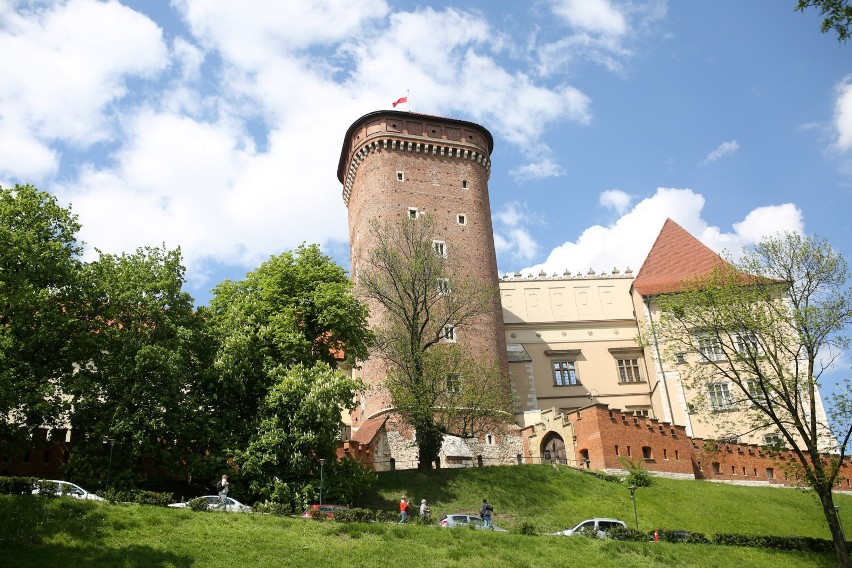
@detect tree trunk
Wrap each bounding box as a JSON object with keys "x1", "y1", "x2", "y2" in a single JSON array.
[
  {"x1": 818, "y1": 488, "x2": 850, "y2": 568},
  {"x1": 415, "y1": 419, "x2": 443, "y2": 472}
]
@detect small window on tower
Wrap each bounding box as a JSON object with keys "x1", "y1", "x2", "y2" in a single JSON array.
[
  {"x1": 396, "y1": 171, "x2": 404, "y2": 182},
  {"x1": 432, "y1": 240, "x2": 447, "y2": 257},
  {"x1": 408, "y1": 208, "x2": 418, "y2": 220},
  {"x1": 462, "y1": 180, "x2": 468, "y2": 189},
  {"x1": 457, "y1": 214, "x2": 466, "y2": 226}
]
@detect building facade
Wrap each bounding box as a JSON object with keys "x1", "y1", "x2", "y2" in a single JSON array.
[{"x1": 339, "y1": 110, "x2": 842, "y2": 487}]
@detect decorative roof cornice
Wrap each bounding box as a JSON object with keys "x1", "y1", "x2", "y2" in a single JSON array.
[{"x1": 341, "y1": 136, "x2": 492, "y2": 206}]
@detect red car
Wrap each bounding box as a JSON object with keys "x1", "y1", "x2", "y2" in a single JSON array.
[{"x1": 301, "y1": 504, "x2": 350, "y2": 519}]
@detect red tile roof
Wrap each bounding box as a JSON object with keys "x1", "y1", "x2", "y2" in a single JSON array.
[
  {"x1": 351, "y1": 416, "x2": 387, "y2": 445},
  {"x1": 633, "y1": 219, "x2": 730, "y2": 296}
]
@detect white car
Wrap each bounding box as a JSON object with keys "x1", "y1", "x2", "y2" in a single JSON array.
[
  {"x1": 168, "y1": 495, "x2": 252, "y2": 513},
  {"x1": 553, "y1": 518, "x2": 626, "y2": 537},
  {"x1": 32, "y1": 480, "x2": 105, "y2": 501}
]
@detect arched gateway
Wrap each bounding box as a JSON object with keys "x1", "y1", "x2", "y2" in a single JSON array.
[{"x1": 541, "y1": 432, "x2": 567, "y2": 465}]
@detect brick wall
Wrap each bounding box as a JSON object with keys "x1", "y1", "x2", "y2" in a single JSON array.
[{"x1": 569, "y1": 404, "x2": 695, "y2": 476}]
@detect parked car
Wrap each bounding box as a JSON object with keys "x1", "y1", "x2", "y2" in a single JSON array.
[
  {"x1": 168, "y1": 495, "x2": 252, "y2": 513},
  {"x1": 301, "y1": 504, "x2": 351, "y2": 519},
  {"x1": 553, "y1": 518, "x2": 626, "y2": 537},
  {"x1": 438, "y1": 513, "x2": 507, "y2": 532},
  {"x1": 32, "y1": 480, "x2": 105, "y2": 501}
]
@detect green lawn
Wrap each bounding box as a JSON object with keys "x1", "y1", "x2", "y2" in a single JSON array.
[{"x1": 2, "y1": 465, "x2": 850, "y2": 567}]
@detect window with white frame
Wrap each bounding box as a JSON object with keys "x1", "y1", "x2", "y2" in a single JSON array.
[
  {"x1": 457, "y1": 214, "x2": 466, "y2": 226},
  {"x1": 616, "y1": 358, "x2": 642, "y2": 383},
  {"x1": 408, "y1": 207, "x2": 418, "y2": 220},
  {"x1": 446, "y1": 373, "x2": 461, "y2": 393},
  {"x1": 698, "y1": 335, "x2": 725, "y2": 361},
  {"x1": 552, "y1": 361, "x2": 578, "y2": 386},
  {"x1": 734, "y1": 330, "x2": 760, "y2": 356},
  {"x1": 745, "y1": 378, "x2": 766, "y2": 402},
  {"x1": 432, "y1": 240, "x2": 447, "y2": 257},
  {"x1": 443, "y1": 324, "x2": 456, "y2": 343},
  {"x1": 437, "y1": 278, "x2": 451, "y2": 295},
  {"x1": 396, "y1": 171, "x2": 404, "y2": 182},
  {"x1": 708, "y1": 382, "x2": 735, "y2": 411}
]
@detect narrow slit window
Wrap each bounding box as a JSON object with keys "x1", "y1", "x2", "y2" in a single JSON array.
[{"x1": 396, "y1": 171, "x2": 404, "y2": 182}]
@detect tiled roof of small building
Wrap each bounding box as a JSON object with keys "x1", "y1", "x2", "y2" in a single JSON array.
[
  {"x1": 351, "y1": 416, "x2": 387, "y2": 445},
  {"x1": 633, "y1": 218, "x2": 729, "y2": 296}
]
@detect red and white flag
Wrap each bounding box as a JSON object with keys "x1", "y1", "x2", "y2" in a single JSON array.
[{"x1": 392, "y1": 96, "x2": 407, "y2": 108}]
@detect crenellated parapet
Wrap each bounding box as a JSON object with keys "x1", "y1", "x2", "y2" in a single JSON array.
[
  {"x1": 341, "y1": 136, "x2": 491, "y2": 205},
  {"x1": 502, "y1": 268, "x2": 635, "y2": 281}
]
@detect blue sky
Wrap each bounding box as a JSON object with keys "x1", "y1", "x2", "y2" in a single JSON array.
[{"x1": 2, "y1": 2, "x2": 851, "y2": 382}]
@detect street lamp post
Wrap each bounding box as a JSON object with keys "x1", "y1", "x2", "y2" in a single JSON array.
[
  {"x1": 629, "y1": 485, "x2": 638, "y2": 530},
  {"x1": 319, "y1": 458, "x2": 326, "y2": 505},
  {"x1": 104, "y1": 438, "x2": 116, "y2": 491}
]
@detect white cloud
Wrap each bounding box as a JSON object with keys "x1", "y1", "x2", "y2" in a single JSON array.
[
  {"x1": 511, "y1": 188, "x2": 804, "y2": 277},
  {"x1": 510, "y1": 156, "x2": 566, "y2": 182},
  {"x1": 834, "y1": 76, "x2": 852, "y2": 151},
  {"x1": 700, "y1": 140, "x2": 739, "y2": 166},
  {"x1": 0, "y1": 0, "x2": 167, "y2": 163},
  {"x1": 494, "y1": 202, "x2": 541, "y2": 263},
  {"x1": 549, "y1": 0, "x2": 627, "y2": 36},
  {"x1": 599, "y1": 189, "x2": 631, "y2": 215}
]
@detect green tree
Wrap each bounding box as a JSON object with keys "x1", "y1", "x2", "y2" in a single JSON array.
[
  {"x1": 796, "y1": 0, "x2": 852, "y2": 42},
  {"x1": 68, "y1": 245, "x2": 218, "y2": 489},
  {"x1": 358, "y1": 217, "x2": 513, "y2": 471},
  {"x1": 0, "y1": 184, "x2": 84, "y2": 452},
  {"x1": 652, "y1": 233, "x2": 851, "y2": 567},
  {"x1": 208, "y1": 244, "x2": 371, "y2": 449},
  {"x1": 235, "y1": 362, "x2": 363, "y2": 504}
]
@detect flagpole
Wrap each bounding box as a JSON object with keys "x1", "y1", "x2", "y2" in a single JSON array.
[{"x1": 407, "y1": 89, "x2": 410, "y2": 112}]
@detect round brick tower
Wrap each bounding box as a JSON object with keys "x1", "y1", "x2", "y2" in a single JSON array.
[{"x1": 338, "y1": 110, "x2": 510, "y2": 430}]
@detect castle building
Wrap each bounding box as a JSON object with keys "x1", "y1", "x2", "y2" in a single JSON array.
[{"x1": 337, "y1": 111, "x2": 846, "y2": 488}]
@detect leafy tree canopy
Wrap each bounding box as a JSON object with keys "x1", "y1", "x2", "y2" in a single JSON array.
[
  {"x1": 796, "y1": 0, "x2": 852, "y2": 42},
  {"x1": 207, "y1": 244, "x2": 371, "y2": 447},
  {"x1": 0, "y1": 184, "x2": 84, "y2": 448},
  {"x1": 235, "y1": 362, "x2": 363, "y2": 502},
  {"x1": 68, "y1": 245, "x2": 217, "y2": 489},
  {"x1": 653, "y1": 232, "x2": 851, "y2": 566}
]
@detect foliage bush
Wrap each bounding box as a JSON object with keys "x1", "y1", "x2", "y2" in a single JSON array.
[
  {"x1": 608, "y1": 526, "x2": 648, "y2": 541},
  {"x1": 711, "y1": 532, "x2": 836, "y2": 552},
  {"x1": 253, "y1": 501, "x2": 294, "y2": 516},
  {"x1": 619, "y1": 456, "x2": 653, "y2": 487},
  {"x1": 33, "y1": 479, "x2": 63, "y2": 497},
  {"x1": 332, "y1": 507, "x2": 397, "y2": 523},
  {"x1": 100, "y1": 489, "x2": 173, "y2": 506},
  {"x1": 0, "y1": 477, "x2": 36, "y2": 495},
  {"x1": 517, "y1": 522, "x2": 537, "y2": 536},
  {"x1": 187, "y1": 497, "x2": 210, "y2": 512}
]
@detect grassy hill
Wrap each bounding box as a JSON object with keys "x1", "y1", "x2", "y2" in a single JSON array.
[{"x1": 2, "y1": 465, "x2": 850, "y2": 567}]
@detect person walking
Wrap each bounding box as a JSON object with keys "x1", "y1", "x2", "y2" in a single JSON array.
[
  {"x1": 480, "y1": 498, "x2": 493, "y2": 529},
  {"x1": 217, "y1": 474, "x2": 229, "y2": 509},
  {"x1": 398, "y1": 496, "x2": 409, "y2": 524},
  {"x1": 419, "y1": 499, "x2": 431, "y2": 523}
]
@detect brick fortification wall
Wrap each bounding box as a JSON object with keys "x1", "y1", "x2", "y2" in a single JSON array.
[{"x1": 565, "y1": 404, "x2": 852, "y2": 489}]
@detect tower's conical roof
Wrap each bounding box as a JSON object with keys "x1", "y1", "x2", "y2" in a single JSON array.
[{"x1": 633, "y1": 219, "x2": 729, "y2": 296}]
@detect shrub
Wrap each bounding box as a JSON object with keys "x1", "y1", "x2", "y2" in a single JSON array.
[
  {"x1": 619, "y1": 456, "x2": 653, "y2": 487},
  {"x1": 517, "y1": 522, "x2": 537, "y2": 536},
  {"x1": 684, "y1": 531, "x2": 711, "y2": 545},
  {"x1": 187, "y1": 497, "x2": 210, "y2": 512},
  {"x1": 253, "y1": 501, "x2": 294, "y2": 516},
  {"x1": 608, "y1": 526, "x2": 647, "y2": 541},
  {"x1": 581, "y1": 470, "x2": 620, "y2": 483},
  {"x1": 100, "y1": 489, "x2": 173, "y2": 506},
  {"x1": 711, "y1": 532, "x2": 835, "y2": 552},
  {"x1": 0, "y1": 477, "x2": 36, "y2": 495},
  {"x1": 33, "y1": 479, "x2": 62, "y2": 497}
]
